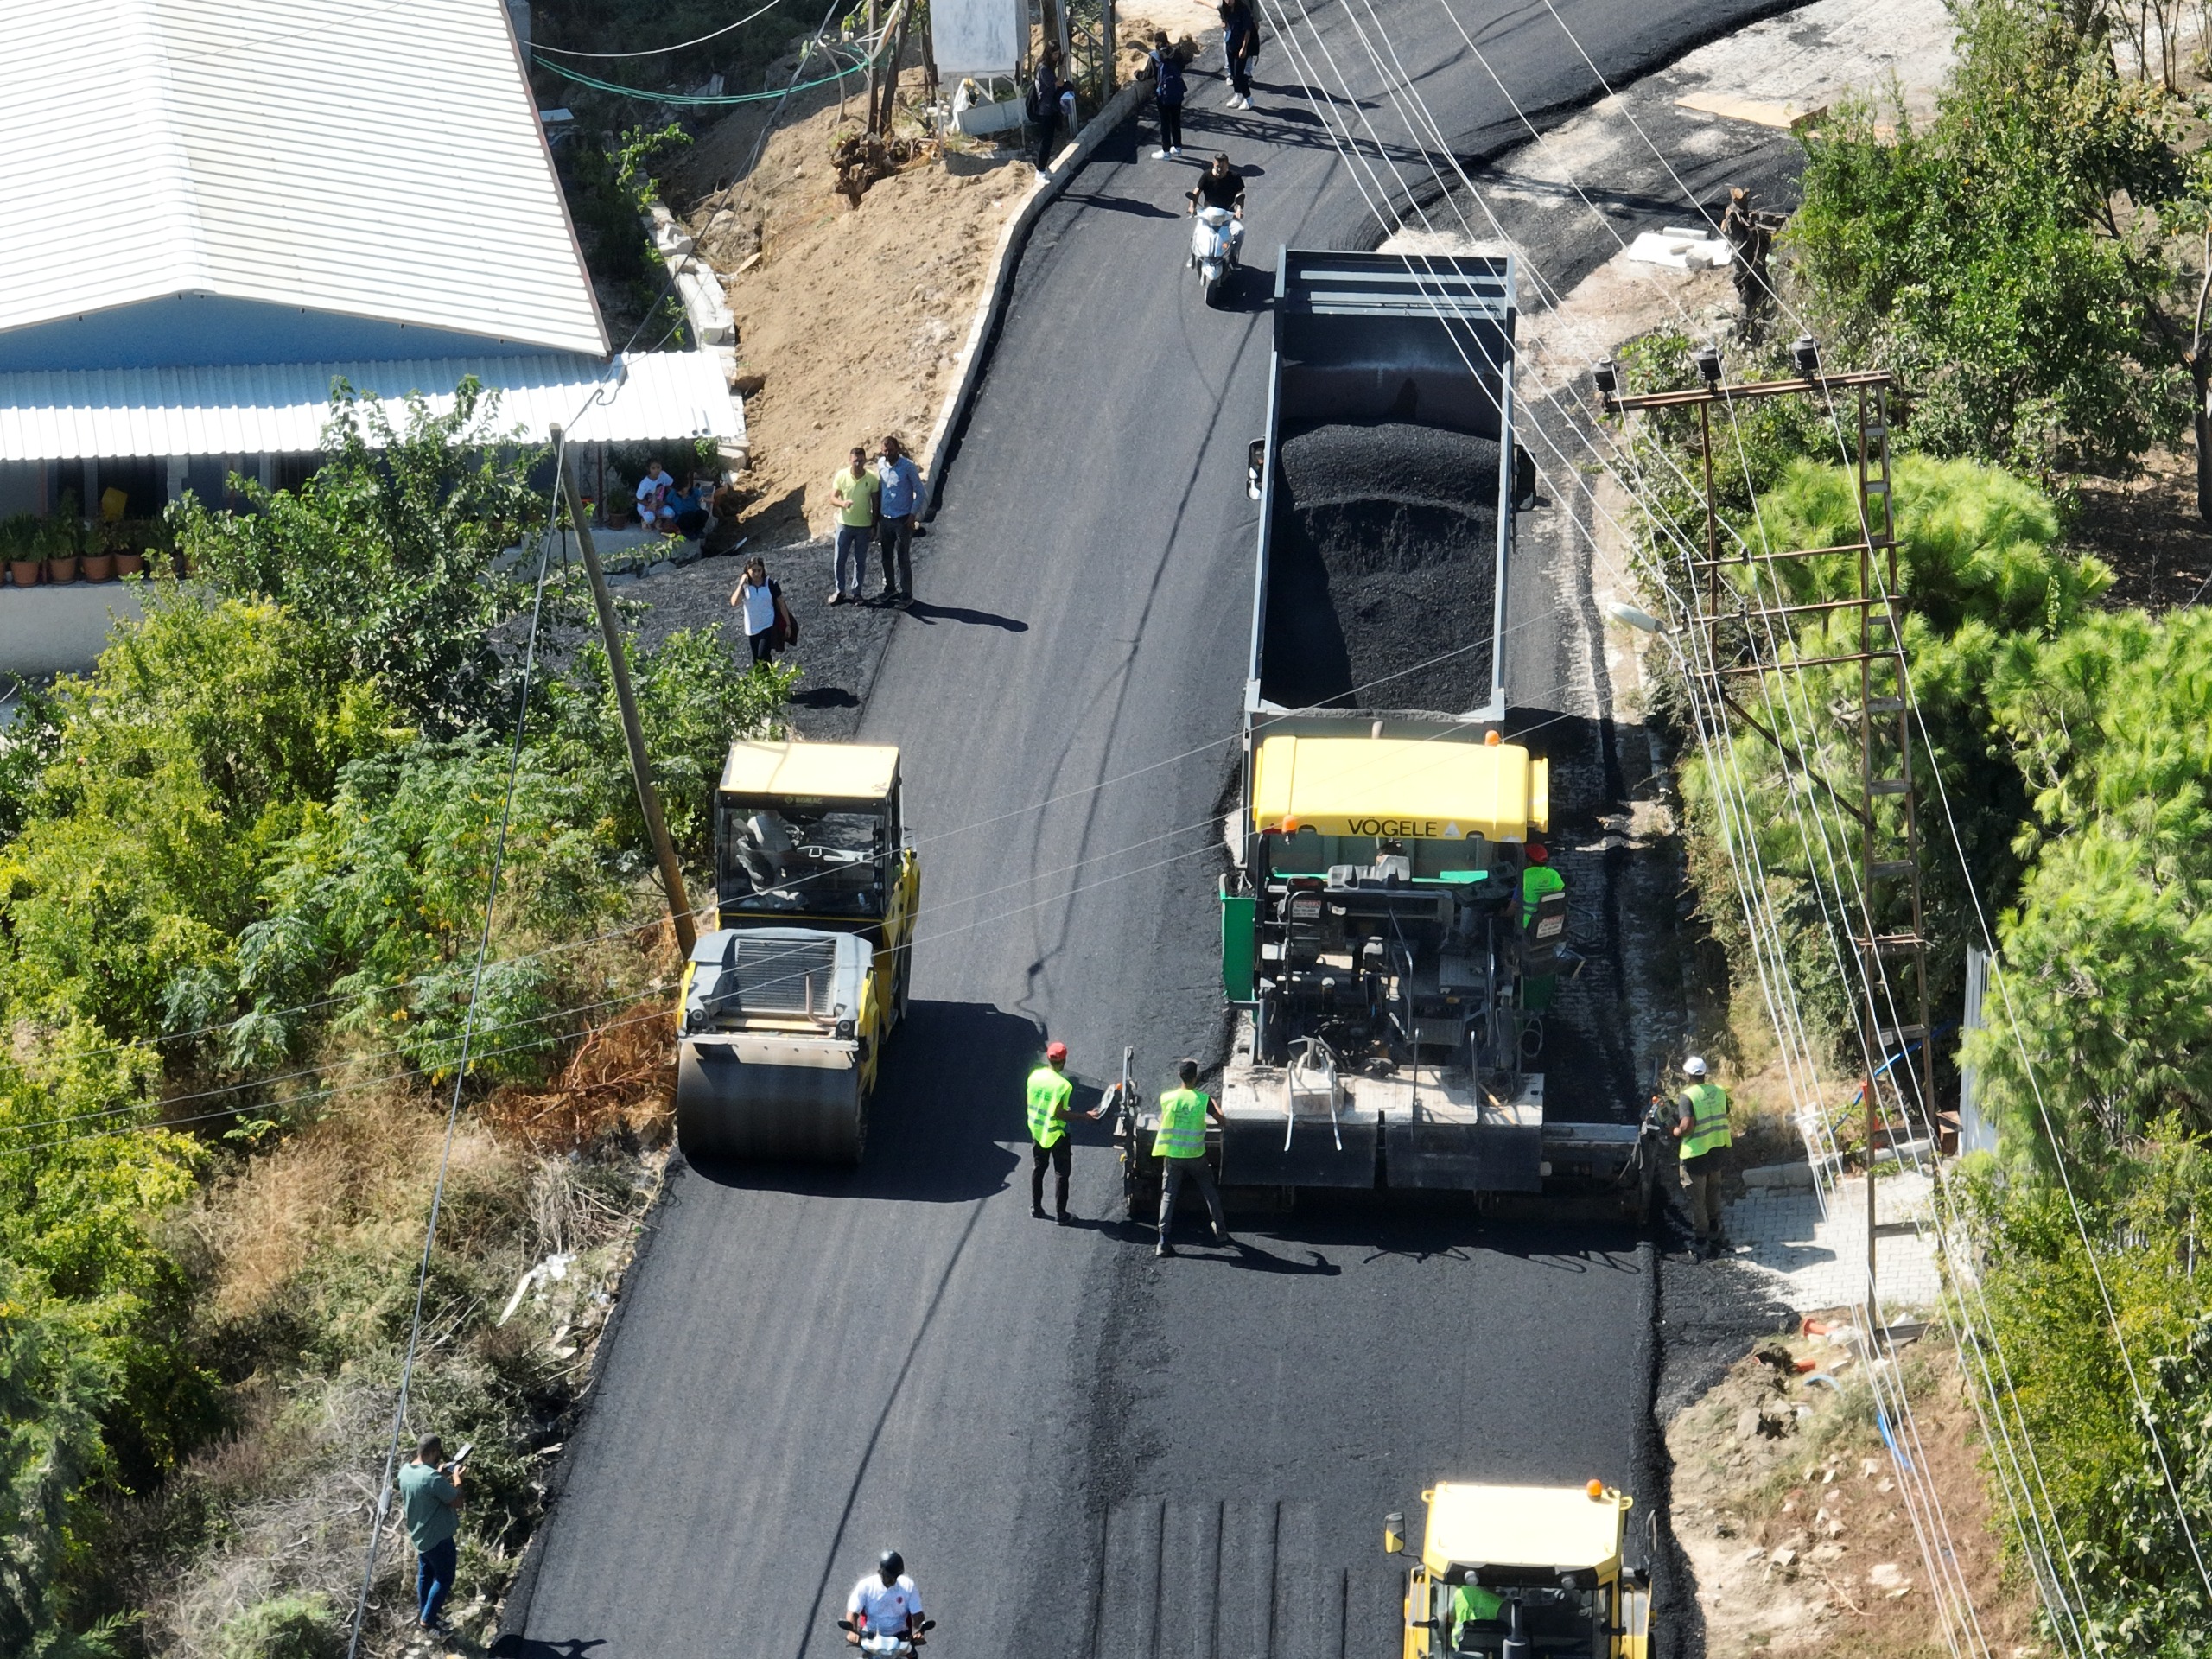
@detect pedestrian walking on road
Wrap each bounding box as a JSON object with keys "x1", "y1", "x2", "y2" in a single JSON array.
[
  {"x1": 1149, "y1": 32, "x2": 1186, "y2": 158},
  {"x1": 873, "y1": 435, "x2": 924, "y2": 605},
  {"x1": 1673, "y1": 1055, "x2": 1733, "y2": 1259},
  {"x1": 1027, "y1": 1039, "x2": 1102, "y2": 1222},
  {"x1": 1030, "y1": 46, "x2": 1067, "y2": 180},
  {"x1": 1217, "y1": 0, "x2": 1256, "y2": 108},
  {"x1": 829, "y1": 446, "x2": 879, "y2": 605},
  {"x1": 1154, "y1": 1058, "x2": 1231, "y2": 1256},
  {"x1": 397, "y1": 1433, "x2": 466, "y2": 1640},
  {"x1": 730, "y1": 556, "x2": 794, "y2": 665}
]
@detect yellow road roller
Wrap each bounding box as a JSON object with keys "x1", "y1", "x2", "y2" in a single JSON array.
[
  {"x1": 1387, "y1": 1479, "x2": 1649, "y2": 1657},
  {"x1": 674, "y1": 740, "x2": 919, "y2": 1162}
]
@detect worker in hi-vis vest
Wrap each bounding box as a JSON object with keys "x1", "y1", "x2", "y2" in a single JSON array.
[
  {"x1": 1673, "y1": 1055, "x2": 1733, "y2": 1258},
  {"x1": 1026, "y1": 1040, "x2": 1102, "y2": 1224},
  {"x1": 1520, "y1": 842, "x2": 1565, "y2": 925},
  {"x1": 1153, "y1": 1058, "x2": 1233, "y2": 1258}
]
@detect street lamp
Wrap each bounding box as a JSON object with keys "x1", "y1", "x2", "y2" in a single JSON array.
[
  {"x1": 1605, "y1": 601, "x2": 1664, "y2": 635},
  {"x1": 1791, "y1": 334, "x2": 1821, "y2": 378},
  {"x1": 1694, "y1": 343, "x2": 1723, "y2": 388}
]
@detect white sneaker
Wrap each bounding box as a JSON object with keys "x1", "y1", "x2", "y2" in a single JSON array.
[
  {"x1": 1170, "y1": 146, "x2": 1182, "y2": 156},
  {"x1": 1154, "y1": 148, "x2": 1169, "y2": 159},
  {"x1": 1227, "y1": 89, "x2": 1242, "y2": 105},
  {"x1": 1035, "y1": 167, "x2": 1051, "y2": 181},
  {"x1": 1239, "y1": 95, "x2": 1254, "y2": 109}
]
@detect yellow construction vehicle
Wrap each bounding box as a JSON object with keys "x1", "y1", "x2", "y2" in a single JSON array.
[
  {"x1": 674, "y1": 740, "x2": 919, "y2": 1162},
  {"x1": 1387, "y1": 1480, "x2": 1649, "y2": 1658}
]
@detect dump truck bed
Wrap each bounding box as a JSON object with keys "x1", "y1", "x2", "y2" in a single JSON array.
[{"x1": 1247, "y1": 251, "x2": 1516, "y2": 726}]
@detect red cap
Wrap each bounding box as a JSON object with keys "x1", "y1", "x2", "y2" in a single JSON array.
[
  {"x1": 1525, "y1": 842, "x2": 1548, "y2": 863},
  {"x1": 1046, "y1": 1041, "x2": 1068, "y2": 1062}
]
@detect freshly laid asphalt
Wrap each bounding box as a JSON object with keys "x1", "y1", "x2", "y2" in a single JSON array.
[{"x1": 509, "y1": 3, "x2": 1802, "y2": 1655}]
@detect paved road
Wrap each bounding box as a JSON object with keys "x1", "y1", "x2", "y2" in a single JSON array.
[{"x1": 510, "y1": 3, "x2": 1795, "y2": 1656}]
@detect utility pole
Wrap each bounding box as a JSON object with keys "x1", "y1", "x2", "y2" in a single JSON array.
[
  {"x1": 1601, "y1": 348, "x2": 1931, "y2": 1322},
  {"x1": 549, "y1": 425, "x2": 697, "y2": 958}
]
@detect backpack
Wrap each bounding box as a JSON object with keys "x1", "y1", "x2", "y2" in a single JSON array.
[
  {"x1": 1024, "y1": 83, "x2": 1041, "y2": 120},
  {"x1": 1154, "y1": 50, "x2": 1185, "y2": 105}
]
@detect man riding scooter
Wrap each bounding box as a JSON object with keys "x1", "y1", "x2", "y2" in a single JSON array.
[
  {"x1": 1186, "y1": 152, "x2": 1245, "y2": 265},
  {"x1": 844, "y1": 1549, "x2": 927, "y2": 1650}
]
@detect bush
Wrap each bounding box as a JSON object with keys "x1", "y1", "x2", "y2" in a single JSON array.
[{"x1": 213, "y1": 1593, "x2": 341, "y2": 1659}]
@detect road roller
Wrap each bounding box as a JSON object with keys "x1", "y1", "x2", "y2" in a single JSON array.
[
  {"x1": 1386, "y1": 1479, "x2": 1650, "y2": 1656},
  {"x1": 674, "y1": 740, "x2": 918, "y2": 1162}
]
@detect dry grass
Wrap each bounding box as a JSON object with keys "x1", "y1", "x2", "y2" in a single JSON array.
[{"x1": 131, "y1": 997, "x2": 676, "y2": 1657}]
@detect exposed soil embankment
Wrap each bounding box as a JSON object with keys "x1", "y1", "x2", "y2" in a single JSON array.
[{"x1": 1262, "y1": 422, "x2": 1500, "y2": 713}]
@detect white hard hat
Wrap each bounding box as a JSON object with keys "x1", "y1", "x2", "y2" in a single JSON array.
[{"x1": 1682, "y1": 1055, "x2": 1707, "y2": 1078}]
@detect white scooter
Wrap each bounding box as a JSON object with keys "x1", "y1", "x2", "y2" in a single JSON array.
[
  {"x1": 836, "y1": 1617, "x2": 937, "y2": 1655},
  {"x1": 1189, "y1": 205, "x2": 1239, "y2": 307}
]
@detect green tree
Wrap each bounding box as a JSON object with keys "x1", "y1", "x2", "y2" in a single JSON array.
[
  {"x1": 1787, "y1": 1, "x2": 2194, "y2": 479},
  {"x1": 174, "y1": 380, "x2": 562, "y2": 736}
]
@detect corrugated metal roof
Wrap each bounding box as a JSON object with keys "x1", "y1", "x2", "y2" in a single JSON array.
[
  {"x1": 0, "y1": 0, "x2": 607, "y2": 357},
  {"x1": 0, "y1": 353, "x2": 739, "y2": 460}
]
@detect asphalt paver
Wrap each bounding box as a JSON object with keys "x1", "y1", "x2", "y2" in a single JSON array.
[{"x1": 509, "y1": 3, "x2": 1807, "y2": 1655}]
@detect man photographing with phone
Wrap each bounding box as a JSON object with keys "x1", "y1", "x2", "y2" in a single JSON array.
[{"x1": 398, "y1": 1433, "x2": 467, "y2": 1640}]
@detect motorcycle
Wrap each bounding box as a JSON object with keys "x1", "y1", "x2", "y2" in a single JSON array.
[
  {"x1": 1189, "y1": 205, "x2": 1238, "y2": 306},
  {"x1": 834, "y1": 1616, "x2": 937, "y2": 1655}
]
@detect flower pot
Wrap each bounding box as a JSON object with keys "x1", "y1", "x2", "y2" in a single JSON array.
[
  {"x1": 8, "y1": 559, "x2": 40, "y2": 588},
  {"x1": 82, "y1": 552, "x2": 115, "y2": 582},
  {"x1": 117, "y1": 552, "x2": 145, "y2": 578},
  {"x1": 44, "y1": 556, "x2": 77, "y2": 584}
]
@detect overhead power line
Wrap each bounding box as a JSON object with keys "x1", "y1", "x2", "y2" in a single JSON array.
[{"x1": 531, "y1": 0, "x2": 791, "y2": 59}]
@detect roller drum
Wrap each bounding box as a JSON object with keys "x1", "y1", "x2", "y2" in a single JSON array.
[{"x1": 677, "y1": 1034, "x2": 866, "y2": 1163}]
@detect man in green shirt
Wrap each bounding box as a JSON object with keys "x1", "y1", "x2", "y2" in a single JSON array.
[
  {"x1": 829, "y1": 447, "x2": 880, "y2": 605},
  {"x1": 1153, "y1": 1058, "x2": 1232, "y2": 1257},
  {"x1": 397, "y1": 1433, "x2": 465, "y2": 1637},
  {"x1": 1450, "y1": 1579, "x2": 1505, "y2": 1645}
]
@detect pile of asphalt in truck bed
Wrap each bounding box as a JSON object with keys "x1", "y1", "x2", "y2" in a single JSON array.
[{"x1": 1261, "y1": 422, "x2": 1500, "y2": 712}]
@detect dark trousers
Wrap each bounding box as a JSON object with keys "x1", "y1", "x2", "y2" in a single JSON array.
[
  {"x1": 878, "y1": 513, "x2": 914, "y2": 598},
  {"x1": 1032, "y1": 1136, "x2": 1071, "y2": 1214},
  {"x1": 1226, "y1": 48, "x2": 1252, "y2": 99},
  {"x1": 1159, "y1": 1156, "x2": 1227, "y2": 1245},
  {"x1": 747, "y1": 627, "x2": 775, "y2": 664},
  {"x1": 1157, "y1": 100, "x2": 1184, "y2": 149},
  {"x1": 1034, "y1": 111, "x2": 1060, "y2": 170},
  {"x1": 416, "y1": 1537, "x2": 457, "y2": 1627}
]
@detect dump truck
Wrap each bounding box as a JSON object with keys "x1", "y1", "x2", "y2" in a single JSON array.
[
  {"x1": 1387, "y1": 1480, "x2": 1650, "y2": 1657},
  {"x1": 1116, "y1": 250, "x2": 1663, "y2": 1215},
  {"x1": 674, "y1": 740, "x2": 919, "y2": 1162}
]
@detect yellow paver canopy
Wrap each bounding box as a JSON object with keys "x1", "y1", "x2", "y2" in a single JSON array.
[
  {"x1": 1424, "y1": 1482, "x2": 1624, "y2": 1574},
  {"x1": 720, "y1": 741, "x2": 900, "y2": 801},
  {"x1": 1249, "y1": 734, "x2": 1548, "y2": 842}
]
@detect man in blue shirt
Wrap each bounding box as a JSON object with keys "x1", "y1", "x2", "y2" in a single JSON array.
[{"x1": 873, "y1": 435, "x2": 925, "y2": 607}]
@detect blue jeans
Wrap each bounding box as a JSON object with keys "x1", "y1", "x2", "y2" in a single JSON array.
[
  {"x1": 416, "y1": 1537, "x2": 457, "y2": 1627},
  {"x1": 835, "y1": 524, "x2": 872, "y2": 597}
]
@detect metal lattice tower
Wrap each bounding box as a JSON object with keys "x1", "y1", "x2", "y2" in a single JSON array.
[{"x1": 1606, "y1": 363, "x2": 1935, "y2": 1315}]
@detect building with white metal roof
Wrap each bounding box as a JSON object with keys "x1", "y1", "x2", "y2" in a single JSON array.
[{"x1": 0, "y1": 0, "x2": 741, "y2": 516}]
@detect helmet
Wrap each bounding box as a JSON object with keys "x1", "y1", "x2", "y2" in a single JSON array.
[
  {"x1": 1682, "y1": 1055, "x2": 1707, "y2": 1078},
  {"x1": 879, "y1": 1549, "x2": 905, "y2": 1578},
  {"x1": 1525, "y1": 842, "x2": 1548, "y2": 864},
  {"x1": 1046, "y1": 1041, "x2": 1068, "y2": 1063}
]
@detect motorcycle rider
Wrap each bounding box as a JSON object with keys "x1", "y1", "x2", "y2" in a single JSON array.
[
  {"x1": 844, "y1": 1549, "x2": 925, "y2": 1647},
  {"x1": 1186, "y1": 153, "x2": 1245, "y2": 266}
]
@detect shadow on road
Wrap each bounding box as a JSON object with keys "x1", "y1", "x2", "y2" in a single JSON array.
[
  {"x1": 1060, "y1": 190, "x2": 1179, "y2": 219},
  {"x1": 903, "y1": 601, "x2": 1028, "y2": 630},
  {"x1": 681, "y1": 999, "x2": 1035, "y2": 1203},
  {"x1": 488, "y1": 1637, "x2": 605, "y2": 1658}
]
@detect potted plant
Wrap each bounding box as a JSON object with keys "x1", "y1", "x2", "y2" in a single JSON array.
[
  {"x1": 85, "y1": 518, "x2": 118, "y2": 583},
  {"x1": 116, "y1": 520, "x2": 147, "y2": 579},
  {"x1": 1, "y1": 514, "x2": 39, "y2": 588},
  {"x1": 42, "y1": 515, "x2": 79, "y2": 585}
]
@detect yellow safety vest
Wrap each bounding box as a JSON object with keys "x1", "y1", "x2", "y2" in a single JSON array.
[
  {"x1": 1152, "y1": 1087, "x2": 1210, "y2": 1160},
  {"x1": 1521, "y1": 862, "x2": 1565, "y2": 922},
  {"x1": 1681, "y1": 1082, "x2": 1732, "y2": 1160},
  {"x1": 1027, "y1": 1065, "x2": 1074, "y2": 1147}
]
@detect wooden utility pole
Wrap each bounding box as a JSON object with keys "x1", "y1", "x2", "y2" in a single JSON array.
[{"x1": 549, "y1": 425, "x2": 697, "y2": 958}]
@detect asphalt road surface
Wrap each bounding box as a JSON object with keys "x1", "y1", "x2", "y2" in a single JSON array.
[{"x1": 509, "y1": 3, "x2": 1797, "y2": 1655}]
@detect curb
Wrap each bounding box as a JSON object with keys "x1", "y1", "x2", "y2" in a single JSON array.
[{"x1": 919, "y1": 74, "x2": 1150, "y2": 515}]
